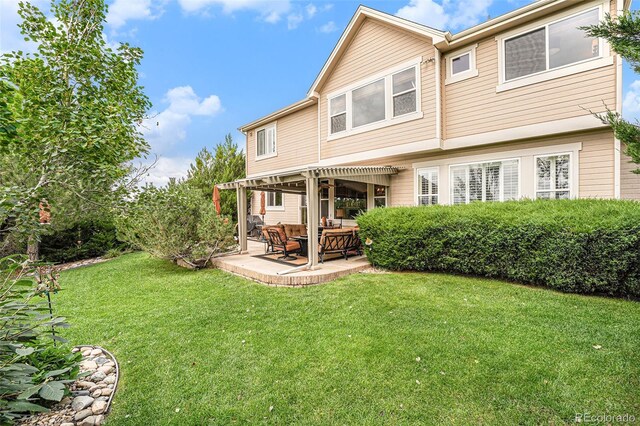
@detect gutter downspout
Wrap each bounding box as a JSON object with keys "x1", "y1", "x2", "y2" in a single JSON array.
[
  {"x1": 434, "y1": 46, "x2": 443, "y2": 148},
  {"x1": 614, "y1": 4, "x2": 624, "y2": 199}
]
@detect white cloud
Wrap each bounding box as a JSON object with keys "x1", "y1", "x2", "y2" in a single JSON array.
[
  {"x1": 177, "y1": 0, "x2": 291, "y2": 24},
  {"x1": 142, "y1": 86, "x2": 222, "y2": 154},
  {"x1": 287, "y1": 13, "x2": 304, "y2": 29},
  {"x1": 306, "y1": 4, "x2": 317, "y2": 18},
  {"x1": 319, "y1": 21, "x2": 338, "y2": 34},
  {"x1": 396, "y1": 0, "x2": 493, "y2": 31},
  {"x1": 396, "y1": 0, "x2": 448, "y2": 29},
  {"x1": 623, "y1": 80, "x2": 640, "y2": 120},
  {"x1": 106, "y1": 0, "x2": 164, "y2": 29},
  {"x1": 142, "y1": 157, "x2": 193, "y2": 187}
]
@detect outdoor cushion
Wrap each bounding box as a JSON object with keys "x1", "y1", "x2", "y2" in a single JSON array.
[
  {"x1": 283, "y1": 241, "x2": 301, "y2": 251},
  {"x1": 262, "y1": 224, "x2": 284, "y2": 241},
  {"x1": 284, "y1": 224, "x2": 307, "y2": 239}
]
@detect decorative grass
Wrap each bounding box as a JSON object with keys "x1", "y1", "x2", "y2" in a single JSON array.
[{"x1": 56, "y1": 252, "x2": 640, "y2": 425}]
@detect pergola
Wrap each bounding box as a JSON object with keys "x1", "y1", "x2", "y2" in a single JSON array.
[{"x1": 218, "y1": 165, "x2": 399, "y2": 271}]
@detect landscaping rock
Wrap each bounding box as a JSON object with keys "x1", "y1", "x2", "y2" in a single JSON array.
[
  {"x1": 81, "y1": 360, "x2": 98, "y2": 370},
  {"x1": 90, "y1": 371, "x2": 106, "y2": 382},
  {"x1": 71, "y1": 396, "x2": 94, "y2": 411},
  {"x1": 92, "y1": 400, "x2": 108, "y2": 415},
  {"x1": 97, "y1": 365, "x2": 113, "y2": 375},
  {"x1": 17, "y1": 345, "x2": 118, "y2": 426},
  {"x1": 74, "y1": 409, "x2": 93, "y2": 421}
]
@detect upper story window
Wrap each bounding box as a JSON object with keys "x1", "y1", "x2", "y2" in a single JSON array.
[
  {"x1": 392, "y1": 68, "x2": 417, "y2": 117},
  {"x1": 445, "y1": 44, "x2": 478, "y2": 85},
  {"x1": 450, "y1": 159, "x2": 519, "y2": 205},
  {"x1": 327, "y1": 58, "x2": 422, "y2": 140},
  {"x1": 256, "y1": 123, "x2": 276, "y2": 159},
  {"x1": 352, "y1": 79, "x2": 385, "y2": 128},
  {"x1": 452, "y1": 53, "x2": 470, "y2": 75},
  {"x1": 330, "y1": 95, "x2": 346, "y2": 134},
  {"x1": 502, "y1": 7, "x2": 602, "y2": 84}
]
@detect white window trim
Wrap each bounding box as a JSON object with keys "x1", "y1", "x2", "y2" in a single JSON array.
[
  {"x1": 265, "y1": 191, "x2": 285, "y2": 211},
  {"x1": 445, "y1": 44, "x2": 479, "y2": 85},
  {"x1": 412, "y1": 143, "x2": 582, "y2": 204},
  {"x1": 495, "y1": 0, "x2": 611, "y2": 93},
  {"x1": 326, "y1": 57, "x2": 423, "y2": 142},
  {"x1": 448, "y1": 158, "x2": 521, "y2": 205},
  {"x1": 255, "y1": 122, "x2": 277, "y2": 161},
  {"x1": 534, "y1": 152, "x2": 576, "y2": 199},
  {"x1": 415, "y1": 167, "x2": 440, "y2": 206}
]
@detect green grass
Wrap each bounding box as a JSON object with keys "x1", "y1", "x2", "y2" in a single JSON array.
[{"x1": 56, "y1": 253, "x2": 640, "y2": 425}]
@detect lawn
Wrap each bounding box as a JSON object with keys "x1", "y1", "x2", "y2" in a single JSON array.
[{"x1": 55, "y1": 252, "x2": 640, "y2": 425}]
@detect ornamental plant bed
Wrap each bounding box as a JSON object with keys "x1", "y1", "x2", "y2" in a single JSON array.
[
  {"x1": 18, "y1": 346, "x2": 119, "y2": 426},
  {"x1": 357, "y1": 199, "x2": 640, "y2": 298}
]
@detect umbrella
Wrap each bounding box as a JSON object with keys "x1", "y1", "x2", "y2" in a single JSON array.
[
  {"x1": 212, "y1": 186, "x2": 221, "y2": 215},
  {"x1": 259, "y1": 191, "x2": 266, "y2": 217}
]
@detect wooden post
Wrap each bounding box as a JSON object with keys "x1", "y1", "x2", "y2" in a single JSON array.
[
  {"x1": 306, "y1": 175, "x2": 319, "y2": 269},
  {"x1": 236, "y1": 185, "x2": 248, "y2": 253}
]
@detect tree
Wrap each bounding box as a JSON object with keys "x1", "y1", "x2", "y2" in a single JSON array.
[
  {"x1": 583, "y1": 11, "x2": 640, "y2": 170},
  {"x1": 0, "y1": 0, "x2": 151, "y2": 258},
  {"x1": 186, "y1": 134, "x2": 246, "y2": 220}
]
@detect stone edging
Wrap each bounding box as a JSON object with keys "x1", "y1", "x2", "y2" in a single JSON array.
[{"x1": 17, "y1": 345, "x2": 120, "y2": 426}]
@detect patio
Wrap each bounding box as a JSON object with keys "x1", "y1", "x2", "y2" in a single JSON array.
[
  {"x1": 212, "y1": 240, "x2": 371, "y2": 286},
  {"x1": 216, "y1": 165, "x2": 398, "y2": 284}
]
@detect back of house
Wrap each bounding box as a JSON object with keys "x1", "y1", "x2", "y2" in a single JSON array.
[{"x1": 234, "y1": 0, "x2": 636, "y2": 228}]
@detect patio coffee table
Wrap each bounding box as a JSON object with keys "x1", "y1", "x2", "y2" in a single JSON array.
[{"x1": 291, "y1": 235, "x2": 322, "y2": 258}]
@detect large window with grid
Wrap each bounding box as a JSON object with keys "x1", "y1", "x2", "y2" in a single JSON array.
[
  {"x1": 535, "y1": 154, "x2": 571, "y2": 199},
  {"x1": 417, "y1": 168, "x2": 439, "y2": 206},
  {"x1": 328, "y1": 63, "x2": 419, "y2": 136},
  {"x1": 503, "y1": 7, "x2": 601, "y2": 82},
  {"x1": 450, "y1": 159, "x2": 519, "y2": 205}
]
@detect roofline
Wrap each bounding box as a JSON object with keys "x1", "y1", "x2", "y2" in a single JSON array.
[
  {"x1": 240, "y1": 0, "x2": 631, "y2": 130},
  {"x1": 437, "y1": 0, "x2": 568, "y2": 49},
  {"x1": 306, "y1": 5, "x2": 448, "y2": 97},
  {"x1": 238, "y1": 97, "x2": 317, "y2": 133}
]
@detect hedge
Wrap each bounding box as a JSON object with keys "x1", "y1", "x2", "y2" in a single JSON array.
[{"x1": 356, "y1": 199, "x2": 640, "y2": 298}]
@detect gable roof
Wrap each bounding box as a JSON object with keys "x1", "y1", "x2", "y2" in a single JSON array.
[
  {"x1": 242, "y1": 0, "x2": 631, "y2": 131},
  {"x1": 306, "y1": 5, "x2": 448, "y2": 97}
]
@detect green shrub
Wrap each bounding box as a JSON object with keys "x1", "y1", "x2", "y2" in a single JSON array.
[
  {"x1": 0, "y1": 257, "x2": 78, "y2": 423},
  {"x1": 116, "y1": 183, "x2": 237, "y2": 267},
  {"x1": 357, "y1": 199, "x2": 640, "y2": 298},
  {"x1": 39, "y1": 219, "x2": 125, "y2": 264}
]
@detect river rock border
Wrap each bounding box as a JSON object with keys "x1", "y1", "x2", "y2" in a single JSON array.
[{"x1": 18, "y1": 345, "x2": 119, "y2": 426}]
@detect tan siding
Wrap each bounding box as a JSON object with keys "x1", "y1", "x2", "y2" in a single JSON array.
[
  {"x1": 350, "y1": 129, "x2": 615, "y2": 204},
  {"x1": 444, "y1": 6, "x2": 616, "y2": 140},
  {"x1": 250, "y1": 192, "x2": 301, "y2": 224},
  {"x1": 621, "y1": 146, "x2": 640, "y2": 200},
  {"x1": 246, "y1": 105, "x2": 317, "y2": 176},
  {"x1": 319, "y1": 19, "x2": 436, "y2": 160}
]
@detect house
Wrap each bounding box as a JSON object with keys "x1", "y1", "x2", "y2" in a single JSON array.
[{"x1": 220, "y1": 0, "x2": 637, "y2": 271}]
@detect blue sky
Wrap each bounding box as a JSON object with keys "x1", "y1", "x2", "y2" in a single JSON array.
[{"x1": 1, "y1": 0, "x2": 639, "y2": 185}]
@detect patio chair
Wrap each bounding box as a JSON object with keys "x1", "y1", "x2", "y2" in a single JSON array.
[
  {"x1": 318, "y1": 230, "x2": 353, "y2": 263},
  {"x1": 267, "y1": 228, "x2": 301, "y2": 260}
]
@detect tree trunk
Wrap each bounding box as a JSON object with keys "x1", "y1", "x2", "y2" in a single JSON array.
[{"x1": 27, "y1": 235, "x2": 39, "y2": 262}]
